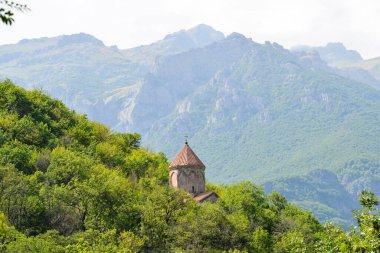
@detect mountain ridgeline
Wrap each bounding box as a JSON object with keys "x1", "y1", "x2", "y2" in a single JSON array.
[{"x1": 0, "y1": 24, "x2": 380, "y2": 225}]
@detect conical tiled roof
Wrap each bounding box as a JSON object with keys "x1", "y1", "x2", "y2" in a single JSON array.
[{"x1": 169, "y1": 143, "x2": 205, "y2": 170}]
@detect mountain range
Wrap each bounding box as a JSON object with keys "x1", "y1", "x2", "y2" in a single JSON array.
[{"x1": 1, "y1": 24, "x2": 379, "y2": 226}]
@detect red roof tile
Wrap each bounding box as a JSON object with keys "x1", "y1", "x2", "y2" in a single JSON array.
[{"x1": 169, "y1": 143, "x2": 205, "y2": 170}]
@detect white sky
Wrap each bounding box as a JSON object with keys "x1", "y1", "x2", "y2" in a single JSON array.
[{"x1": 1, "y1": 0, "x2": 379, "y2": 59}]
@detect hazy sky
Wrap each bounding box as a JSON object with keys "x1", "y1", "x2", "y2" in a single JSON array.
[{"x1": 1, "y1": 0, "x2": 379, "y2": 59}]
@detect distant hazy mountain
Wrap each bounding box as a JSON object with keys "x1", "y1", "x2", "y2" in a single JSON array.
[
  {"x1": 1, "y1": 25, "x2": 380, "y2": 225},
  {"x1": 292, "y1": 42, "x2": 363, "y2": 67},
  {"x1": 349, "y1": 57, "x2": 380, "y2": 81},
  {"x1": 122, "y1": 24, "x2": 225, "y2": 65},
  {"x1": 292, "y1": 43, "x2": 380, "y2": 89},
  {"x1": 291, "y1": 43, "x2": 380, "y2": 82}
]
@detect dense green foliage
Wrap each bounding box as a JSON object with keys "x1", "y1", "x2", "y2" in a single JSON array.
[{"x1": 1, "y1": 80, "x2": 379, "y2": 252}]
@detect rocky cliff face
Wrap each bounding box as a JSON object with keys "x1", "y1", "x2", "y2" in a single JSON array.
[{"x1": 96, "y1": 32, "x2": 256, "y2": 134}]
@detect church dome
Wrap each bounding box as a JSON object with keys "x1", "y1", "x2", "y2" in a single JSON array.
[{"x1": 169, "y1": 142, "x2": 205, "y2": 170}]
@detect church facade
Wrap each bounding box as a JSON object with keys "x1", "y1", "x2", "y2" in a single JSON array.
[{"x1": 169, "y1": 142, "x2": 217, "y2": 203}]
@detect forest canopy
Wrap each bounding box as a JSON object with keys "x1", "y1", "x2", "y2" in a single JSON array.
[{"x1": 0, "y1": 79, "x2": 379, "y2": 252}]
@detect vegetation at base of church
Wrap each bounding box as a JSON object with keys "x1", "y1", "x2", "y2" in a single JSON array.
[{"x1": 0, "y1": 80, "x2": 379, "y2": 252}]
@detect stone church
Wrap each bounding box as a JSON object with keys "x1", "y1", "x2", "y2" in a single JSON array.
[{"x1": 169, "y1": 141, "x2": 218, "y2": 203}]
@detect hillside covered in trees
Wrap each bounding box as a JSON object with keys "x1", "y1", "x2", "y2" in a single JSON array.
[{"x1": 0, "y1": 80, "x2": 379, "y2": 252}]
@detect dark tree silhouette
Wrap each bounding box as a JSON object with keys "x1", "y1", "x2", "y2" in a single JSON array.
[{"x1": 0, "y1": 0, "x2": 28, "y2": 25}]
